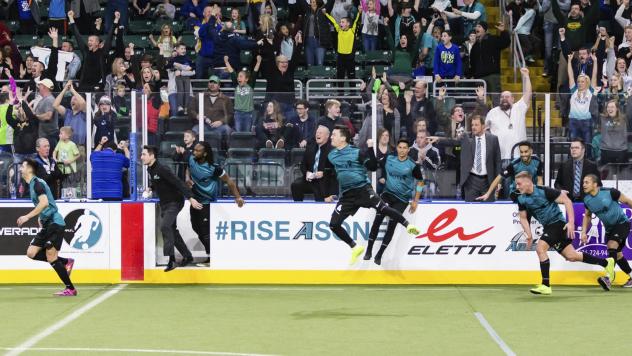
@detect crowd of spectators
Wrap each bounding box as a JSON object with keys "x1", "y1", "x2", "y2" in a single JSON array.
[{"x1": 0, "y1": 0, "x2": 629, "y2": 202}]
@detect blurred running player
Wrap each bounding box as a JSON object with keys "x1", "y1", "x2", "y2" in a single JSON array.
[
  {"x1": 511, "y1": 171, "x2": 614, "y2": 295},
  {"x1": 364, "y1": 138, "x2": 424, "y2": 265},
  {"x1": 17, "y1": 158, "x2": 76, "y2": 296},
  {"x1": 327, "y1": 125, "x2": 420, "y2": 265},
  {"x1": 581, "y1": 174, "x2": 632, "y2": 289}
]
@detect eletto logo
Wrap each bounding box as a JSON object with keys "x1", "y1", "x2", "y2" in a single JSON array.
[{"x1": 416, "y1": 208, "x2": 494, "y2": 242}]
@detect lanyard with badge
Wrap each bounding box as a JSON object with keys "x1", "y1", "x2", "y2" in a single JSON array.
[{"x1": 503, "y1": 109, "x2": 513, "y2": 130}]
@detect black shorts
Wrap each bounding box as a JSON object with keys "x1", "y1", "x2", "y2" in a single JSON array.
[
  {"x1": 30, "y1": 223, "x2": 65, "y2": 251},
  {"x1": 334, "y1": 185, "x2": 382, "y2": 217},
  {"x1": 541, "y1": 221, "x2": 572, "y2": 253},
  {"x1": 381, "y1": 192, "x2": 408, "y2": 214},
  {"x1": 605, "y1": 221, "x2": 630, "y2": 252}
]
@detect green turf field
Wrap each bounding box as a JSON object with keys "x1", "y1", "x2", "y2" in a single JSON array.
[{"x1": 1, "y1": 284, "x2": 631, "y2": 356}]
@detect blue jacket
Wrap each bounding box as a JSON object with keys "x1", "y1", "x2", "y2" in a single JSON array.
[
  {"x1": 197, "y1": 17, "x2": 218, "y2": 58},
  {"x1": 90, "y1": 149, "x2": 130, "y2": 199},
  {"x1": 212, "y1": 31, "x2": 258, "y2": 68},
  {"x1": 433, "y1": 43, "x2": 463, "y2": 79},
  {"x1": 180, "y1": 0, "x2": 207, "y2": 19}
]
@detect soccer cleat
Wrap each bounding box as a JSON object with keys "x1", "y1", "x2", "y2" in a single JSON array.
[
  {"x1": 65, "y1": 258, "x2": 75, "y2": 276},
  {"x1": 529, "y1": 284, "x2": 552, "y2": 295},
  {"x1": 597, "y1": 276, "x2": 611, "y2": 291},
  {"x1": 622, "y1": 278, "x2": 632, "y2": 288},
  {"x1": 350, "y1": 245, "x2": 365, "y2": 265},
  {"x1": 406, "y1": 224, "x2": 420, "y2": 236},
  {"x1": 54, "y1": 288, "x2": 77, "y2": 297},
  {"x1": 605, "y1": 258, "x2": 615, "y2": 281}
]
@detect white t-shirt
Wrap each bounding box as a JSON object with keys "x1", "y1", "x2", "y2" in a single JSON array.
[
  {"x1": 486, "y1": 98, "x2": 528, "y2": 160},
  {"x1": 569, "y1": 85, "x2": 594, "y2": 121}
]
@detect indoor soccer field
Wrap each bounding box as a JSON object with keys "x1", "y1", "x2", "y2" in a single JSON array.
[{"x1": 1, "y1": 284, "x2": 630, "y2": 356}]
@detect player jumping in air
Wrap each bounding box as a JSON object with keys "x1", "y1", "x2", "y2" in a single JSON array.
[
  {"x1": 18, "y1": 159, "x2": 76, "y2": 296},
  {"x1": 477, "y1": 141, "x2": 543, "y2": 201},
  {"x1": 327, "y1": 125, "x2": 420, "y2": 265},
  {"x1": 364, "y1": 138, "x2": 424, "y2": 265},
  {"x1": 581, "y1": 174, "x2": 632, "y2": 289},
  {"x1": 511, "y1": 171, "x2": 614, "y2": 295}
]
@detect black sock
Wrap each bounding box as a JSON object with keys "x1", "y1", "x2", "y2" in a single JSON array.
[
  {"x1": 540, "y1": 259, "x2": 550, "y2": 287},
  {"x1": 57, "y1": 256, "x2": 68, "y2": 265},
  {"x1": 608, "y1": 248, "x2": 617, "y2": 261},
  {"x1": 50, "y1": 259, "x2": 74, "y2": 290},
  {"x1": 582, "y1": 253, "x2": 608, "y2": 267},
  {"x1": 375, "y1": 244, "x2": 387, "y2": 260},
  {"x1": 617, "y1": 257, "x2": 632, "y2": 275},
  {"x1": 330, "y1": 225, "x2": 356, "y2": 248}
]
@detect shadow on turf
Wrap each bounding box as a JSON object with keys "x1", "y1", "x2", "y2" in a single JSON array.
[{"x1": 292, "y1": 308, "x2": 405, "y2": 320}]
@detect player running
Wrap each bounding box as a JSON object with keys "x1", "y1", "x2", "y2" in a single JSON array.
[
  {"x1": 581, "y1": 174, "x2": 632, "y2": 289},
  {"x1": 477, "y1": 141, "x2": 543, "y2": 201},
  {"x1": 364, "y1": 138, "x2": 424, "y2": 265},
  {"x1": 18, "y1": 159, "x2": 76, "y2": 296},
  {"x1": 511, "y1": 171, "x2": 614, "y2": 295},
  {"x1": 327, "y1": 125, "x2": 420, "y2": 265},
  {"x1": 186, "y1": 141, "x2": 244, "y2": 266}
]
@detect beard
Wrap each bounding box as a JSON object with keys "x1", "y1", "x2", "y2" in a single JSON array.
[{"x1": 500, "y1": 102, "x2": 511, "y2": 111}]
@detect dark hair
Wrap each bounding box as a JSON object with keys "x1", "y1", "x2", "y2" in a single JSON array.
[
  {"x1": 0, "y1": 92, "x2": 8, "y2": 104},
  {"x1": 397, "y1": 138, "x2": 410, "y2": 147},
  {"x1": 450, "y1": 104, "x2": 463, "y2": 116},
  {"x1": 143, "y1": 145, "x2": 158, "y2": 157},
  {"x1": 443, "y1": 30, "x2": 452, "y2": 37},
  {"x1": 334, "y1": 124, "x2": 352, "y2": 143},
  {"x1": 517, "y1": 140, "x2": 532, "y2": 149},
  {"x1": 197, "y1": 141, "x2": 215, "y2": 165},
  {"x1": 341, "y1": 16, "x2": 352, "y2": 23},
  {"x1": 470, "y1": 114, "x2": 485, "y2": 125},
  {"x1": 105, "y1": 141, "x2": 118, "y2": 151},
  {"x1": 175, "y1": 42, "x2": 186, "y2": 48},
  {"x1": 584, "y1": 173, "x2": 603, "y2": 187},
  {"x1": 571, "y1": 137, "x2": 585, "y2": 148},
  {"x1": 295, "y1": 99, "x2": 309, "y2": 109},
  {"x1": 24, "y1": 158, "x2": 39, "y2": 173},
  {"x1": 578, "y1": 46, "x2": 591, "y2": 53}
]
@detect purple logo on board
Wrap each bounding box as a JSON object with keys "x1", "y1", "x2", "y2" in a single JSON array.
[{"x1": 570, "y1": 204, "x2": 632, "y2": 260}]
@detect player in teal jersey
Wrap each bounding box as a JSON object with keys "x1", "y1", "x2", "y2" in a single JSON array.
[
  {"x1": 511, "y1": 171, "x2": 614, "y2": 295},
  {"x1": 477, "y1": 141, "x2": 543, "y2": 201},
  {"x1": 17, "y1": 159, "x2": 76, "y2": 296},
  {"x1": 186, "y1": 141, "x2": 244, "y2": 266},
  {"x1": 581, "y1": 174, "x2": 632, "y2": 289},
  {"x1": 364, "y1": 138, "x2": 424, "y2": 265},
  {"x1": 327, "y1": 125, "x2": 420, "y2": 265}
]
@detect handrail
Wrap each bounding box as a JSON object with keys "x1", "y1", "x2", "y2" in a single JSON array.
[
  {"x1": 430, "y1": 79, "x2": 487, "y2": 101},
  {"x1": 306, "y1": 79, "x2": 365, "y2": 101}
]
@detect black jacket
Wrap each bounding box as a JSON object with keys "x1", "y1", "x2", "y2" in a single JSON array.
[
  {"x1": 470, "y1": 31, "x2": 511, "y2": 78},
  {"x1": 147, "y1": 160, "x2": 193, "y2": 205},
  {"x1": 9, "y1": 102, "x2": 39, "y2": 154},
  {"x1": 298, "y1": 2, "x2": 332, "y2": 49},
  {"x1": 301, "y1": 141, "x2": 335, "y2": 177},
  {"x1": 554, "y1": 158, "x2": 599, "y2": 201}
]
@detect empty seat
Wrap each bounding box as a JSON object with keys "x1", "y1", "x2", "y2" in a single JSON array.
[
  {"x1": 258, "y1": 148, "x2": 286, "y2": 161},
  {"x1": 163, "y1": 131, "x2": 184, "y2": 142},
  {"x1": 128, "y1": 21, "x2": 153, "y2": 34},
  {"x1": 159, "y1": 141, "x2": 178, "y2": 158},
  {"x1": 290, "y1": 148, "x2": 305, "y2": 167},
  {"x1": 230, "y1": 132, "x2": 256, "y2": 149},
  {"x1": 228, "y1": 148, "x2": 256, "y2": 161},
  {"x1": 181, "y1": 34, "x2": 197, "y2": 49},
  {"x1": 167, "y1": 116, "x2": 193, "y2": 132},
  {"x1": 205, "y1": 131, "x2": 222, "y2": 150}
]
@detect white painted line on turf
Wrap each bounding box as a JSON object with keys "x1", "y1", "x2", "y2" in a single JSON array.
[
  {"x1": 0, "y1": 347, "x2": 277, "y2": 356},
  {"x1": 474, "y1": 312, "x2": 516, "y2": 356},
  {"x1": 206, "y1": 287, "x2": 345, "y2": 291},
  {"x1": 365, "y1": 288, "x2": 502, "y2": 291},
  {"x1": 5, "y1": 284, "x2": 127, "y2": 356}
]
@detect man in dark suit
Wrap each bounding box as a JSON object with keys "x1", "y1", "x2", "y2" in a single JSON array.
[
  {"x1": 430, "y1": 115, "x2": 502, "y2": 202},
  {"x1": 291, "y1": 125, "x2": 338, "y2": 201},
  {"x1": 554, "y1": 138, "x2": 599, "y2": 202}
]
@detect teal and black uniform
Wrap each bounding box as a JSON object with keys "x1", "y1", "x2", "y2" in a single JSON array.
[
  {"x1": 366, "y1": 154, "x2": 423, "y2": 263},
  {"x1": 583, "y1": 188, "x2": 630, "y2": 251},
  {"x1": 511, "y1": 186, "x2": 570, "y2": 252},
  {"x1": 29, "y1": 177, "x2": 66, "y2": 250},
  {"x1": 187, "y1": 155, "x2": 226, "y2": 255},
  {"x1": 502, "y1": 156, "x2": 543, "y2": 193},
  {"x1": 327, "y1": 144, "x2": 410, "y2": 248}
]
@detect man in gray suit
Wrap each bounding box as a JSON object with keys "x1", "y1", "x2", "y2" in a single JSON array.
[{"x1": 429, "y1": 115, "x2": 502, "y2": 202}]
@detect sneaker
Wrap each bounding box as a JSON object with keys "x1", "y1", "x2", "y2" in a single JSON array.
[
  {"x1": 350, "y1": 245, "x2": 365, "y2": 265},
  {"x1": 598, "y1": 276, "x2": 611, "y2": 291},
  {"x1": 622, "y1": 278, "x2": 632, "y2": 288},
  {"x1": 529, "y1": 284, "x2": 552, "y2": 295},
  {"x1": 541, "y1": 72, "x2": 549, "y2": 77},
  {"x1": 605, "y1": 258, "x2": 615, "y2": 281},
  {"x1": 276, "y1": 139, "x2": 285, "y2": 149},
  {"x1": 406, "y1": 224, "x2": 420, "y2": 235},
  {"x1": 65, "y1": 258, "x2": 75, "y2": 276},
  {"x1": 54, "y1": 288, "x2": 77, "y2": 297},
  {"x1": 196, "y1": 258, "x2": 211, "y2": 267},
  {"x1": 265, "y1": 140, "x2": 273, "y2": 148}
]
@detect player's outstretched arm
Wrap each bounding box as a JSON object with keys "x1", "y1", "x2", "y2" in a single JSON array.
[
  {"x1": 617, "y1": 192, "x2": 632, "y2": 208},
  {"x1": 221, "y1": 173, "x2": 244, "y2": 207},
  {"x1": 580, "y1": 207, "x2": 591, "y2": 245},
  {"x1": 518, "y1": 210, "x2": 533, "y2": 250},
  {"x1": 556, "y1": 191, "x2": 575, "y2": 239},
  {"x1": 476, "y1": 174, "x2": 502, "y2": 201}
]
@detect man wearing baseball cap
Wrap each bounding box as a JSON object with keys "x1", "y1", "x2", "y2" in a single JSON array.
[
  {"x1": 34, "y1": 78, "x2": 60, "y2": 149},
  {"x1": 187, "y1": 75, "x2": 233, "y2": 145}
]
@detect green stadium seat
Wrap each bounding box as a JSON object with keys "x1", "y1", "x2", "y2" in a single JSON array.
[
  {"x1": 6, "y1": 21, "x2": 19, "y2": 33},
  {"x1": 364, "y1": 50, "x2": 393, "y2": 64},
  {"x1": 240, "y1": 50, "x2": 253, "y2": 66},
  {"x1": 128, "y1": 20, "x2": 153, "y2": 34},
  {"x1": 308, "y1": 66, "x2": 336, "y2": 79},
  {"x1": 181, "y1": 34, "x2": 197, "y2": 49},
  {"x1": 13, "y1": 35, "x2": 40, "y2": 48},
  {"x1": 324, "y1": 51, "x2": 337, "y2": 65},
  {"x1": 124, "y1": 35, "x2": 150, "y2": 49}
]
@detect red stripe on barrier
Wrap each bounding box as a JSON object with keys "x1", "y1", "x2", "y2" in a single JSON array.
[{"x1": 121, "y1": 203, "x2": 144, "y2": 280}]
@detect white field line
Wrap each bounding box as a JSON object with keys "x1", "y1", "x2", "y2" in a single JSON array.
[
  {"x1": 5, "y1": 284, "x2": 127, "y2": 356},
  {"x1": 474, "y1": 312, "x2": 516, "y2": 356},
  {"x1": 1, "y1": 347, "x2": 278, "y2": 356}
]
